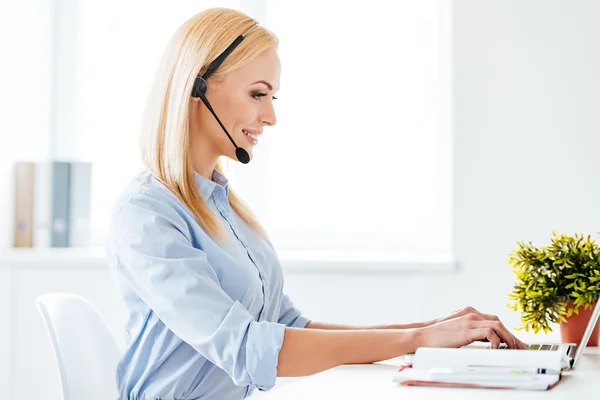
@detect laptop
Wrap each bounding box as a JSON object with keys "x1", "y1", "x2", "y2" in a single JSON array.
[{"x1": 404, "y1": 300, "x2": 600, "y2": 371}]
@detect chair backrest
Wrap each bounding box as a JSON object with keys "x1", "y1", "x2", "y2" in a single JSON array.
[{"x1": 36, "y1": 293, "x2": 120, "y2": 400}]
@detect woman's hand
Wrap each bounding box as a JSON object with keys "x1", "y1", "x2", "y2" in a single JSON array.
[
  {"x1": 416, "y1": 311, "x2": 528, "y2": 350},
  {"x1": 426, "y1": 305, "x2": 506, "y2": 326}
]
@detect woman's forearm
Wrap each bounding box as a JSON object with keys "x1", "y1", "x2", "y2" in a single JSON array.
[
  {"x1": 305, "y1": 320, "x2": 429, "y2": 330},
  {"x1": 276, "y1": 327, "x2": 420, "y2": 377}
]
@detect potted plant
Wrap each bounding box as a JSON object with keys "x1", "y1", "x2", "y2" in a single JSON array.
[{"x1": 508, "y1": 231, "x2": 600, "y2": 346}]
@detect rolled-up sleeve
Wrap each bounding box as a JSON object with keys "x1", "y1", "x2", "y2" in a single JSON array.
[
  {"x1": 109, "y1": 190, "x2": 285, "y2": 390},
  {"x1": 278, "y1": 293, "x2": 310, "y2": 328}
]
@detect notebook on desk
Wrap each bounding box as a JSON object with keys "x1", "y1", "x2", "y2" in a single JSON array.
[{"x1": 393, "y1": 301, "x2": 600, "y2": 390}]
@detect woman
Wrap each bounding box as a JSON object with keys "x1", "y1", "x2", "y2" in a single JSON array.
[{"x1": 106, "y1": 7, "x2": 527, "y2": 400}]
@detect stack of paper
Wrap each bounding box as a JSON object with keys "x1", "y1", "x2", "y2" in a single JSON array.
[{"x1": 392, "y1": 347, "x2": 563, "y2": 391}]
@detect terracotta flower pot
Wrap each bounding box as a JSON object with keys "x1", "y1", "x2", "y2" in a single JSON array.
[{"x1": 560, "y1": 301, "x2": 600, "y2": 347}]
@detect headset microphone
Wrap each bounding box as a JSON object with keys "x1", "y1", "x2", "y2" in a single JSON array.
[
  {"x1": 193, "y1": 77, "x2": 250, "y2": 164},
  {"x1": 191, "y1": 24, "x2": 259, "y2": 164}
]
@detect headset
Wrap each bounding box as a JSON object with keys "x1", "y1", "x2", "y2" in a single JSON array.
[{"x1": 190, "y1": 24, "x2": 260, "y2": 164}]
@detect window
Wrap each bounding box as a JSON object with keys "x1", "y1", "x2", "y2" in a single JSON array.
[
  {"x1": 0, "y1": 0, "x2": 53, "y2": 248},
  {"x1": 40, "y1": 0, "x2": 452, "y2": 259},
  {"x1": 231, "y1": 0, "x2": 452, "y2": 256}
]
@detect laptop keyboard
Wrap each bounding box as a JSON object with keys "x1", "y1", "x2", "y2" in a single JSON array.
[
  {"x1": 527, "y1": 344, "x2": 560, "y2": 351},
  {"x1": 469, "y1": 342, "x2": 560, "y2": 350},
  {"x1": 495, "y1": 343, "x2": 559, "y2": 350}
]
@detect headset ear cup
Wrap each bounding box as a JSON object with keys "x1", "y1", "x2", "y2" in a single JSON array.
[{"x1": 192, "y1": 76, "x2": 208, "y2": 97}]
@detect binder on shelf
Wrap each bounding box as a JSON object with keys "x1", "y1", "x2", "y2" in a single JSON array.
[
  {"x1": 17, "y1": 160, "x2": 93, "y2": 248},
  {"x1": 68, "y1": 162, "x2": 92, "y2": 247},
  {"x1": 32, "y1": 161, "x2": 71, "y2": 247},
  {"x1": 13, "y1": 162, "x2": 35, "y2": 247},
  {"x1": 50, "y1": 161, "x2": 71, "y2": 247},
  {"x1": 33, "y1": 161, "x2": 53, "y2": 247}
]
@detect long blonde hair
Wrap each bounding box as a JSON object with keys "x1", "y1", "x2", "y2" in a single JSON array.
[{"x1": 140, "y1": 8, "x2": 275, "y2": 241}]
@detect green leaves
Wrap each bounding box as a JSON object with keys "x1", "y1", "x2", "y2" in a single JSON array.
[{"x1": 508, "y1": 231, "x2": 600, "y2": 333}]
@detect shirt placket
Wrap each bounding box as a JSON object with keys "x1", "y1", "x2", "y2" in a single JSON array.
[{"x1": 212, "y1": 189, "x2": 268, "y2": 322}]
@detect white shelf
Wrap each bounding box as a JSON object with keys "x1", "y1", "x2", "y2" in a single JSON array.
[
  {"x1": 0, "y1": 247, "x2": 457, "y2": 273},
  {"x1": 0, "y1": 247, "x2": 109, "y2": 269}
]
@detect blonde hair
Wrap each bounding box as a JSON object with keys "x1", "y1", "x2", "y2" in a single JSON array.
[{"x1": 140, "y1": 8, "x2": 275, "y2": 241}]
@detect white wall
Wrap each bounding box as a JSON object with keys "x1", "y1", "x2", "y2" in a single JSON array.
[
  {"x1": 0, "y1": 267, "x2": 10, "y2": 400},
  {"x1": 3, "y1": 0, "x2": 600, "y2": 398},
  {"x1": 450, "y1": 0, "x2": 600, "y2": 321}
]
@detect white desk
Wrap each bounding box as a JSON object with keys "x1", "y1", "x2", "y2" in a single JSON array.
[{"x1": 260, "y1": 348, "x2": 600, "y2": 399}]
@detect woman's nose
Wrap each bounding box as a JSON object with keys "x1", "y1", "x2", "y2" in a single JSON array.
[{"x1": 261, "y1": 101, "x2": 277, "y2": 127}]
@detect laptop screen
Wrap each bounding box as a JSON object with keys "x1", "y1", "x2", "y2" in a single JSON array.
[{"x1": 571, "y1": 300, "x2": 600, "y2": 368}]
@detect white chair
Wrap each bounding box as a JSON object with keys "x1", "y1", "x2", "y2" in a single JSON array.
[{"x1": 36, "y1": 293, "x2": 120, "y2": 400}]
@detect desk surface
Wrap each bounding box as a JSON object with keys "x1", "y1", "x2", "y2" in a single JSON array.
[{"x1": 260, "y1": 348, "x2": 600, "y2": 399}]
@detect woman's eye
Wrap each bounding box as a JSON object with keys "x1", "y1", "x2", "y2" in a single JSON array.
[{"x1": 252, "y1": 92, "x2": 278, "y2": 101}]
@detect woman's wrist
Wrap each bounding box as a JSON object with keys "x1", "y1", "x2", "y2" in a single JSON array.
[{"x1": 386, "y1": 328, "x2": 422, "y2": 357}]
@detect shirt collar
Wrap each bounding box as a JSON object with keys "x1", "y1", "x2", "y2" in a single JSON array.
[{"x1": 194, "y1": 169, "x2": 229, "y2": 202}]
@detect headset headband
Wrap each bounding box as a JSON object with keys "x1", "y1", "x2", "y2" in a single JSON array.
[{"x1": 202, "y1": 23, "x2": 259, "y2": 80}]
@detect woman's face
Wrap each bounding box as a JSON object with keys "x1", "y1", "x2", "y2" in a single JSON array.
[{"x1": 191, "y1": 47, "x2": 280, "y2": 163}]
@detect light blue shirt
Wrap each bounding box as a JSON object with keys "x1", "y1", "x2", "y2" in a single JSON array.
[{"x1": 106, "y1": 169, "x2": 310, "y2": 400}]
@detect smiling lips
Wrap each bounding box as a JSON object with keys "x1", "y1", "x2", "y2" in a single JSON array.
[{"x1": 242, "y1": 129, "x2": 262, "y2": 145}]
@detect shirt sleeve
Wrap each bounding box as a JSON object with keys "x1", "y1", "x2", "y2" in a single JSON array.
[
  {"x1": 108, "y1": 190, "x2": 285, "y2": 391},
  {"x1": 278, "y1": 293, "x2": 310, "y2": 328}
]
